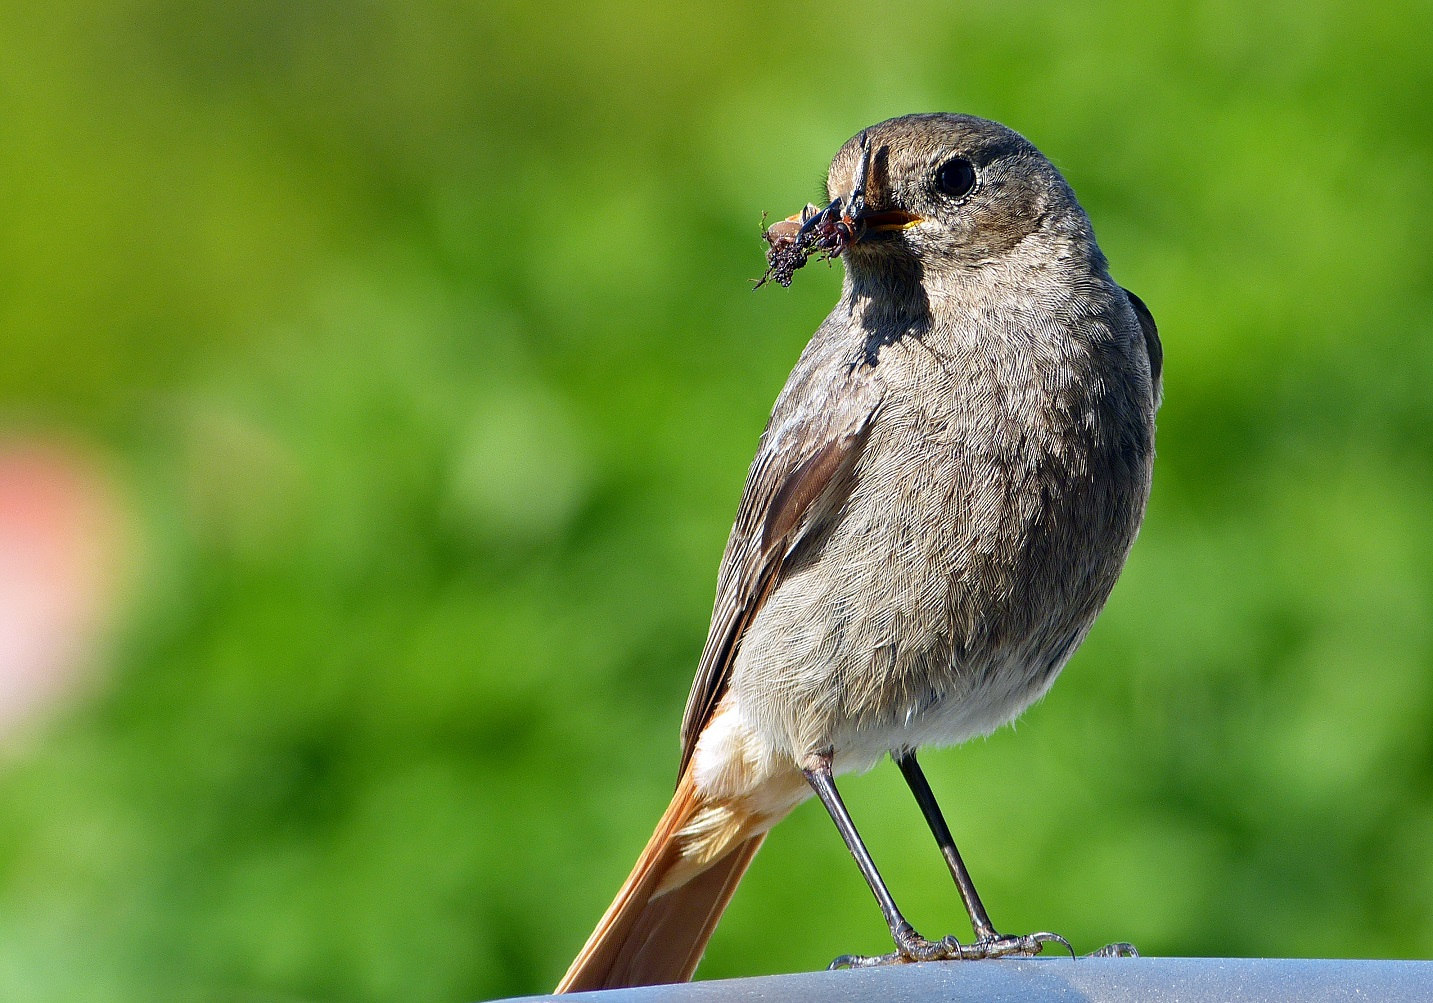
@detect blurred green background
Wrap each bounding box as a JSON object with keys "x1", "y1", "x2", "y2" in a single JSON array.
[{"x1": 1, "y1": 1, "x2": 1431, "y2": 1000}]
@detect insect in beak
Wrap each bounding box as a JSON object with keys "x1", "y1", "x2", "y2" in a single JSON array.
[{"x1": 755, "y1": 131, "x2": 918, "y2": 289}]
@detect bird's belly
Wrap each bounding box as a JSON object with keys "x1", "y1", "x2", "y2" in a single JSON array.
[{"x1": 728, "y1": 428, "x2": 1141, "y2": 769}]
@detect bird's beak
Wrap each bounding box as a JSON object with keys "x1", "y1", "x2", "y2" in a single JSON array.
[
  {"x1": 845, "y1": 133, "x2": 922, "y2": 236},
  {"x1": 857, "y1": 208, "x2": 924, "y2": 233},
  {"x1": 761, "y1": 134, "x2": 921, "y2": 274},
  {"x1": 783, "y1": 133, "x2": 922, "y2": 239},
  {"x1": 774, "y1": 202, "x2": 921, "y2": 238}
]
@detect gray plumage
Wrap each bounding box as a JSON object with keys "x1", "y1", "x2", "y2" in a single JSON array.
[
  {"x1": 682, "y1": 112, "x2": 1160, "y2": 778},
  {"x1": 559, "y1": 112, "x2": 1160, "y2": 993}
]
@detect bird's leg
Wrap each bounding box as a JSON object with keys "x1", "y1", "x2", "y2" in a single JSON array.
[
  {"x1": 894, "y1": 752, "x2": 998, "y2": 939},
  {"x1": 802, "y1": 753, "x2": 963, "y2": 969},
  {"x1": 893, "y1": 751, "x2": 1076, "y2": 960}
]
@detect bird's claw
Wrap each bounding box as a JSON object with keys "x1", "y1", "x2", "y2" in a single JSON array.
[
  {"x1": 828, "y1": 928, "x2": 1074, "y2": 970},
  {"x1": 827, "y1": 949, "x2": 905, "y2": 970},
  {"x1": 1085, "y1": 941, "x2": 1140, "y2": 958},
  {"x1": 948, "y1": 931, "x2": 1074, "y2": 961},
  {"x1": 826, "y1": 927, "x2": 951, "y2": 970}
]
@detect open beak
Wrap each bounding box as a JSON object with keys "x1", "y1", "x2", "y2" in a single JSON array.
[
  {"x1": 777, "y1": 203, "x2": 921, "y2": 235},
  {"x1": 858, "y1": 208, "x2": 923, "y2": 233}
]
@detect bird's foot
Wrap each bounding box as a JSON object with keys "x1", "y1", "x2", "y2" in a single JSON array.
[
  {"x1": 828, "y1": 927, "x2": 1073, "y2": 970},
  {"x1": 948, "y1": 930, "x2": 1075, "y2": 961},
  {"x1": 1085, "y1": 941, "x2": 1139, "y2": 958}
]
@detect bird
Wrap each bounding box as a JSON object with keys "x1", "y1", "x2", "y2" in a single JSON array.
[{"x1": 556, "y1": 112, "x2": 1162, "y2": 992}]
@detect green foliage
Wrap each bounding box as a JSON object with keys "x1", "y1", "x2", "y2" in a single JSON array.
[{"x1": 2, "y1": 1, "x2": 1432, "y2": 999}]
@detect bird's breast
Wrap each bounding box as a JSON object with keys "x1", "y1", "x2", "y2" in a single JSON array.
[{"x1": 729, "y1": 314, "x2": 1155, "y2": 762}]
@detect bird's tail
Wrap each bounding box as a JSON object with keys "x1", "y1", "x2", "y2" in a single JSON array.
[{"x1": 555, "y1": 768, "x2": 768, "y2": 992}]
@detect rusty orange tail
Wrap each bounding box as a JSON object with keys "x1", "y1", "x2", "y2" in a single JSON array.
[{"x1": 555, "y1": 769, "x2": 765, "y2": 992}]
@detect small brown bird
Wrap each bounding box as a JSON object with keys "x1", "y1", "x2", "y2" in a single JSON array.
[{"x1": 557, "y1": 113, "x2": 1161, "y2": 992}]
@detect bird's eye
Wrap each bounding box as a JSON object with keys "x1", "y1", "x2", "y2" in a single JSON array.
[{"x1": 935, "y1": 158, "x2": 976, "y2": 198}]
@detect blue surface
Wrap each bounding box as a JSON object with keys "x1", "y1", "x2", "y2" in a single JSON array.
[{"x1": 502, "y1": 957, "x2": 1433, "y2": 1002}]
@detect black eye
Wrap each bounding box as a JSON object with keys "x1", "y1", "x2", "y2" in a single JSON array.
[{"x1": 935, "y1": 157, "x2": 976, "y2": 198}]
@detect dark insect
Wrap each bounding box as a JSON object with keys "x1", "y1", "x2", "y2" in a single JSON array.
[
  {"x1": 755, "y1": 132, "x2": 873, "y2": 290},
  {"x1": 754, "y1": 202, "x2": 861, "y2": 289}
]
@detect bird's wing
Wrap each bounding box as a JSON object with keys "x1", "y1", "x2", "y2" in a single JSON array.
[
  {"x1": 677, "y1": 379, "x2": 882, "y2": 778},
  {"x1": 1122, "y1": 287, "x2": 1162, "y2": 389}
]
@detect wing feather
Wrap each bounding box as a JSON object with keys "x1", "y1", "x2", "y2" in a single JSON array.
[
  {"x1": 676, "y1": 382, "x2": 881, "y2": 778},
  {"x1": 1123, "y1": 287, "x2": 1162, "y2": 391}
]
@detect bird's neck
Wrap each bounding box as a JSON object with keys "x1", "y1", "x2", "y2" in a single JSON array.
[
  {"x1": 836, "y1": 262, "x2": 933, "y2": 368},
  {"x1": 840, "y1": 258, "x2": 930, "y2": 331}
]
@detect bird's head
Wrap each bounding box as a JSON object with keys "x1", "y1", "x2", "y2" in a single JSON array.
[{"x1": 779, "y1": 114, "x2": 1091, "y2": 282}]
